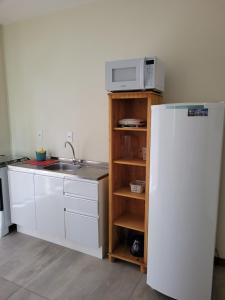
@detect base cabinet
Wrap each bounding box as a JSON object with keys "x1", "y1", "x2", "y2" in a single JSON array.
[
  {"x1": 8, "y1": 167, "x2": 108, "y2": 258},
  {"x1": 8, "y1": 170, "x2": 35, "y2": 231},
  {"x1": 34, "y1": 175, "x2": 65, "y2": 240},
  {"x1": 63, "y1": 178, "x2": 101, "y2": 249}
]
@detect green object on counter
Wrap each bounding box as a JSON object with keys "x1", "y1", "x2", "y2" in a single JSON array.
[{"x1": 36, "y1": 151, "x2": 46, "y2": 161}]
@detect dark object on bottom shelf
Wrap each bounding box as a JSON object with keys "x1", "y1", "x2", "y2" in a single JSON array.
[{"x1": 130, "y1": 235, "x2": 144, "y2": 258}]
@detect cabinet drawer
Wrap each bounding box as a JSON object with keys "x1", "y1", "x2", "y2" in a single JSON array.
[
  {"x1": 65, "y1": 211, "x2": 99, "y2": 248},
  {"x1": 64, "y1": 179, "x2": 98, "y2": 200},
  {"x1": 64, "y1": 196, "x2": 98, "y2": 217}
]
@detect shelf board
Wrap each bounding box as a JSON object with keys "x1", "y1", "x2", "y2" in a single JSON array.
[
  {"x1": 110, "y1": 244, "x2": 144, "y2": 266},
  {"x1": 113, "y1": 186, "x2": 145, "y2": 201},
  {"x1": 114, "y1": 127, "x2": 147, "y2": 132},
  {"x1": 109, "y1": 91, "x2": 157, "y2": 99},
  {"x1": 114, "y1": 212, "x2": 144, "y2": 232},
  {"x1": 113, "y1": 159, "x2": 146, "y2": 167}
]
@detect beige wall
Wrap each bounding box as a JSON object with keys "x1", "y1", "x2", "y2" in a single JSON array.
[
  {"x1": 3, "y1": 0, "x2": 225, "y2": 257},
  {"x1": 0, "y1": 25, "x2": 10, "y2": 154}
]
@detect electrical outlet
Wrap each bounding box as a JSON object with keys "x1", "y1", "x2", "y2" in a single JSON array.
[
  {"x1": 66, "y1": 131, "x2": 73, "y2": 143},
  {"x1": 37, "y1": 130, "x2": 43, "y2": 140}
]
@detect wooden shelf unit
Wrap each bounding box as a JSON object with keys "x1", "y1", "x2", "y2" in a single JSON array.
[{"x1": 108, "y1": 91, "x2": 162, "y2": 272}]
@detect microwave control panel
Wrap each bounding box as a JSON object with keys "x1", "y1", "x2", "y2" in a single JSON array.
[{"x1": 144, "y1": 59, "x2": 155, "y2": 88}]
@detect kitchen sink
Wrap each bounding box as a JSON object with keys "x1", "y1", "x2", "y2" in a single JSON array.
[
  {"x1": 41, "y1": 160, "x2": 108, "y2": 180},
  {"x1": 44, "y1": 162, "x2": 81, "y2": 172}
]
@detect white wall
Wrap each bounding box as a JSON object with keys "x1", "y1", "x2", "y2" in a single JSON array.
[
  {"x1": 3, "y1": 0, "x2": 225, "y2": 257},
  {"x1": 0, "y1": 25, "x2": 10, "y2": 154}
]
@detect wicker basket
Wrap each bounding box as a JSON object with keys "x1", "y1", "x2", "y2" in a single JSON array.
[{"x1": 130, "y1": 180, "x2": 145, "y2": 193}]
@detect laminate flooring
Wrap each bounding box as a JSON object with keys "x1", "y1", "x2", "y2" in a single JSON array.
[{"x1": 0, "y1": 232, "x2": 224, "y2": 300}]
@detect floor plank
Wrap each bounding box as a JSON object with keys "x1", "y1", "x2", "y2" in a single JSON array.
[
  {"x1": 26, "y1": 250, "x2": 90, "y2": 299},
  {"x1": 0, "y1": 277, "x2": 20, "y2": 300},
  {"x1": 0, "y1": 235, "x2": 68, "y2": 287},
  {"x1": 27, "y1": 250, "x2": 141, "y2": 300},
  {"x1": 8, "y1": 288, "x2": 48, "y2": 300},
  {"x1": 56, "y1": 260, "x2": 142, "y2": 300},
  {"x1": 129, "y1": 275, "x2": 172, "y2": 300}
]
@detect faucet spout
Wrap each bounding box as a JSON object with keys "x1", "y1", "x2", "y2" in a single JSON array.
[{"x1": 65, "y1": 141, "x2": 76, "y2": 164}]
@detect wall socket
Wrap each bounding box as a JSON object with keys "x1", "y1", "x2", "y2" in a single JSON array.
[
  {"x1": 66, "y1": 131, "x2": 73, "y2": 143},
  {"x1": 37, "y1": 130, "x2": 43, "y2": 140}
]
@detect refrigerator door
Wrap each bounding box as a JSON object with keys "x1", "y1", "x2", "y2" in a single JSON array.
[{"x1": 147, "y1": 103, "x2": 224, "y2": 300}]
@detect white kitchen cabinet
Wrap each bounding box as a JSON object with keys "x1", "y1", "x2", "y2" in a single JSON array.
[
  {"x1": 63, "y1": 176, "x2": 108, "y2": 255},
  {"x1": 63, "y1": 178, "x2": 101, "y2": 249},
  {"x1": 34, "y1": 174, "x2": 64, "y2": 239},
  {"x1": 65, "y1": 211, "x2": 99, "y2": 248},
  {"x1": 8, "y1": 170, "x2": 35, "y2": 231},
  {"x1": 8, "y1": 165, "x2": 108, "y2": 259}
]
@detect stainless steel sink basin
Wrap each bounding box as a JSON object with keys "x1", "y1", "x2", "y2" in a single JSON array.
[
  {"x1": 41, "y1": 160, "x2": 108, "y2": 180},
  {"x1": 44, "y1": 162, "x2": 81, "y2": 172}
]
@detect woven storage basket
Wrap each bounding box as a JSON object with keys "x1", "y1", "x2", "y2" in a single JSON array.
[{"x1": 130, "y1": 180, "x2": 145, "y2": 193}]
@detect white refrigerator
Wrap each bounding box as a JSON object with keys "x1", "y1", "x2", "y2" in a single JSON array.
[{"x1": 147, "y1": 103, "x2": 224, "y2": 300}]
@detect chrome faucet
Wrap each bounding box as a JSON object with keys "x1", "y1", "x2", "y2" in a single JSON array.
[{"x1": 65, "y1": 141, "x2": 77, "y2": 164}]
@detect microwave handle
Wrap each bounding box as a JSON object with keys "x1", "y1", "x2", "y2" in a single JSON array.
[
  {"x1": 0, "y1": 178, "x2": 3, "y2": 211},
  {"x1": 139, "y1": 59, "x2": 145, "y2": 90}
]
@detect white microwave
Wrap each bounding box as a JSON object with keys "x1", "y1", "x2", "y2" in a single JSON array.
[{"x1": 105, "y1": 57, "x2": 164, "y2": 92}]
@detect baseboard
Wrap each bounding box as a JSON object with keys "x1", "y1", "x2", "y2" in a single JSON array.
[{"x1": 215, "y1": 257, "x2": 225, "y2": 266}]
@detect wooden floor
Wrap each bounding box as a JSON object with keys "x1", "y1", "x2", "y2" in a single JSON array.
[{"x1": 0, "y1": 232, "x2": 224, "y2": 300}]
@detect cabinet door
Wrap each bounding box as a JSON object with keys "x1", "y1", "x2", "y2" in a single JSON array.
[
  {"x1": 8, "y1": 170, "x2": 35, "y2": 230},
  {"x1": 34, "y1": 175, "x2": 64, "y2": 239},
  {"x1": 65, "y1": 211, "x2": 99, "y2": 248}
]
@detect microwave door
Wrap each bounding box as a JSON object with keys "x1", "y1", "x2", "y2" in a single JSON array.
[{"x1": 106, "y1": 59, "x2": 144, "y2": 91}]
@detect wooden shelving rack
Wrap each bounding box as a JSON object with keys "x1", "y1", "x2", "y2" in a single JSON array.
[{"x1": 108, "y1": 91, "x2": 162, "y2": 272}]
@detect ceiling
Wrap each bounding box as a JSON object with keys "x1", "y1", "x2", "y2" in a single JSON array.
[{"x1": 0, "y1": 0, "x2": 95, "y2": 25}]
